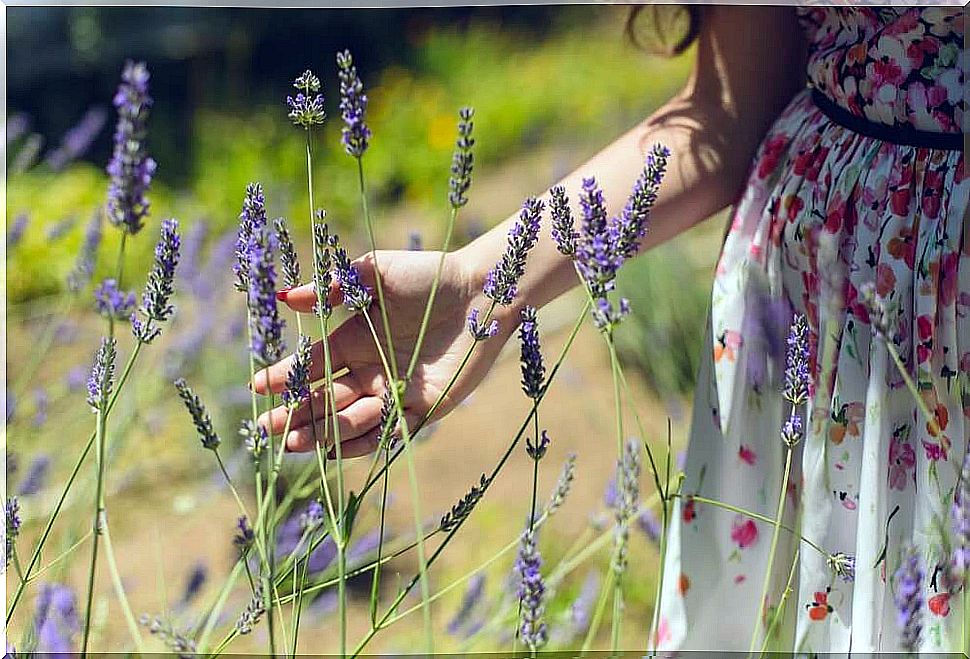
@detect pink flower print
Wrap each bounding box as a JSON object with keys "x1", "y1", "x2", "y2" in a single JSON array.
[
  {"x1": 888, "y1": 433, "x2": 916, "y2": 491},
  {"x1": 653, "y1": 616, "x2": 672, "y2": 649},
  {"x1": 875, "y1": 263, "x2": 897, "y2": 297},
  {"x1": 921, "y1": 169, "x2": 944, "y2": 219},
  {"x1": 731, "y1": 517, "x2": 759, "y2": 549},
  {"x1": 739, "y1": 445, "x2": 757, "y2": 466},
  {"x1": 757, "y1": 135, "x2": 788, "y2": 179},
  {"x1": 934, "y1": 251, "x2": 960, "y2": 307}
]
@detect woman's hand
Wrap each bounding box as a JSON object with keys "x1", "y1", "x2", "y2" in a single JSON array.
[{"x1": 252, "y1": 249, "x2": 514, "y2": 458}]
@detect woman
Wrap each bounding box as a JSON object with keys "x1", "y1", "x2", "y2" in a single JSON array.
[{"x1": 256, "y1": 6, "x2": 967, "y2": 652}]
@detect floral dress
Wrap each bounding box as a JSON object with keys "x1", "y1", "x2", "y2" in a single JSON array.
[{"x1": 657, "y1": 7, "x2": 967, "y2": 653}]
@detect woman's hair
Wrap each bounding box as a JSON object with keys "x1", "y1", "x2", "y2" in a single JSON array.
[{"x1": 625, "y1": 5, "x2": 703, "y2": 57}]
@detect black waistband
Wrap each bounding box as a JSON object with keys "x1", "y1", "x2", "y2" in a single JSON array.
[{"x1": 811, "y1": 88, "x2": 964, "y2": 151}]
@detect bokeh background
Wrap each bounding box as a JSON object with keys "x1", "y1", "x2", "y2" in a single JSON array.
[{"x1": 6, "y1": 5, "x2": 726, "y2": 653}]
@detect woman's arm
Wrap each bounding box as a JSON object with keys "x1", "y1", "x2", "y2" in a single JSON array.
[{"x1": 462, "y1": 5, "x2": 807, "y2": 318}]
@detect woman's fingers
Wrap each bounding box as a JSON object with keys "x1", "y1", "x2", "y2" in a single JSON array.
[
  {"x1": 277, "y1": 254, "x2": 376, "y2": 313},
  {"x1": 326, "y1": 409, "x2": 422, "y2": 459},
  {"x1": 257, "y1": 383, "x2": 362, "y2": 434},
  {"x1": 284, "y1": 395, "x2": 386, "y2": 452},
  {"x1": 252, "y1": 322, "x2": 379, "y2": 395}
]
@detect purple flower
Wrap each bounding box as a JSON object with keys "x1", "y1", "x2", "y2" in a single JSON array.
[
  {"x1": 6, "y1": 497, "x2": 21, "y2": 567},
  {"x1": 781, "y1": 413, "x2": 804, "y2": 448},
  {"x1": 246, "y1": 223, "x2": 286, "y2": 366},
  {"x1": 174, "y1": 378, "x2": 220, "y2": 450},
  {"x1": 827, "y1": 552, "x2": 856, "y2": 583},
  {"x1": 783, "y1": 314, "x2": 810, "y2": 406},
  {"x1": 32, "y1": 388, "x2": 48, "y2": 428},
  {"x1": 312, "y1": 215, "x2": 335, "y2": 319},
  {"x1": 45, "y1": 106, "x2": 107, "y2": 171},
  {"x1": 860, "y1": 281, "x2": 893, "y2": 340},
  {"x1": 7, "y1": 213, "x2": 28, "y2": 248},
  {"x1": 546, "y1": 454, "x2": 576, "y2": 516},
  {"x1": 518, "y1": 306, "x2": 545, "y2": 400},
  {"x1": 133, "y1": 218, "x2": 181, "y2": 343},
  {"x1": 233, "y1": 516, "x2": 255, "y2": 552},
  {"x1": 483, "y1": 197, "x2": 543, "y2": 306},
  {"x1": 612, "y1": 439, "x2": 641, "y2": 575},
  {"x1": 951, "y1": 448, "x2": 969, "y2": 582},
  {"x1": 566, "y1": 571, "x2": 599, "y2": 640},
  {"x1": 893, "y1": 544, "x2": 924, "y2": 652},
  {"x1": 300, "y1": 500, "x2": 325, "y2": 532},
  {"x1": 234, "y1": 183, "x2": 268, "y2": 293},
  {"x1": 467, "y1": 308, "x2": 499, "y2": 341},
  {"x1": 282, "y1": 335, "x2": 312, "y2": 409},
  {"x1": 636, "y1": 508, "x2": 662, "y2": 544},
  {"x1": 448, "y1": 107, "x2": 475, "y2": 208},
  {"x1": 94, "y1": 278, "x2": 136, "y2": 321},
  {"x1": 274, "y1": 217, "x2": 301, "y2": 290},
  {"x1": 66, "y1": 366, "x2": 86, "y2": 393},
  {"x1": 612, "y1": 143, "x2": 669, "y2": 259},
  {"x1": 180, "y1": 562, "x2": 207, "y2": 604},
  {"x1": 515, "y1": 529, "x2": 548, "y2": 651},
  {"x1": 240, "y1": 420, "x2": 269, "y2": 458},
  {"x1": 408, "y1": 231, "x2": 423, "y2": 251},
  {"x1": 333, "y1": 241, "x2": 372, "y2": 313},
  {"x1": 347, "y1": 529, "x2": 384, "y2": 564},
  {"x1": 67, "y1": 211, "x2": 103, "y2": 293},
  {"x1": 527, "y1": 429, "x2": 551, "y2": 462},
  {"x1": 33, "y1": 583, "x2": 79, "y2": 655},
  {"x1": 17, "y1": 454, "x2": 50, "y2": 496},
  {"x1": 336, "y1": 50, "x2": 371, "y2": 158},
  {"x1": 447, "y1": 573, "x2": 486, "y2": 636},
  {"x1": 45, "y1": 215, "x2": 77, "y2": 242},
  {"x1": 106, "y1": 61, "x2": 156, "y2": 234},
  {"x1": 549, "y1": 185, "x2": 576, "y2": 256},
  {"x1": 287, "y1": 70, "x2": 325, "y2": 129},
  {"x1": 7, "y1": 113, "x2": 30, "y2": 145},
  {"x1": 235, "y1": 584, "x2": 266, "y2": 635},
  {"x1": 86, "y1": 337, "x2": 116, "y2": 412}
]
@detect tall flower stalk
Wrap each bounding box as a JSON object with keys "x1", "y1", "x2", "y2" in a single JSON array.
[
  {"x1": 287, "y1": 66, "x2": 352, "y2": 656},
  {"x1": 749, "y1": 313, "x2": 808, "y2": 655},
  {"x1": 335, "y1": 48, "x2": 436, "y2": 652}
]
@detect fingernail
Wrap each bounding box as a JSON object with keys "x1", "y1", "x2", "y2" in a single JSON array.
[{"x1": 276, "y1": 289, "x2": 289, "y2": 302}]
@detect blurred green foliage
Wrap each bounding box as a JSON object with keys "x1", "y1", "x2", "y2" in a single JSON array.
[{"x1": 7, "y1": 10, "x2": 688, "y2": 303}]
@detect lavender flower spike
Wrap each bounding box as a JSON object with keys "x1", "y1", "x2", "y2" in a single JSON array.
[
  {"x1": 783, "y1": 314, "x2": 810, "y2": 406},
  {"x1": 286, "y1": 70, "x2": 327, "y2": 130},
  {"x1": 93, "y1": 279, "x2": 136, "y2": 321},
  {"x1": 234, "y1": 183, "x2": 268, "y2": 292},
  {"x1": 527, "y1": 430, "x2": 551, "y2": 461},
  {"x1": 515, "y1": 529, "x2": 548, "y2": 651},
  {"x1": 893, "y1": 543, "x2": 924, "y2": 652},
  {"x1": 333, "y1": 240, "x2": 372, "y2": 313},
  {"x1": 336, "y1": 50, "x2": 371, "y2": 158},
  {"x1": 287, "y1": 70, "x2": 325, "y2": 129},
  {"x1": 449, "y1": 107, "x2": 475, "y2": 208},
  {"x1": 86, "y1": 337, "x2": 117, "y2": 412},
  {"x1": 483, "y1": 197, "x2": 543, "y2": 306},
  {"x1": 246, "y1": 224, "x2": 286, "y2": 366},
  {"x1": 549, "y1": 185, "x2": 576, "y2": 256},
  {"x1": 613, "y1": 143, "x2": 669, "y2": 259},
  {"x1": 106, "y1": 61, "x2": 156, "y2": 234},
  {"x1": 274, "y1": 217, "x2": 301, "y2": 290},
  {"x1": 546, "y1": 453, "x2": 577, "y2": 516},
  {"x1": 174, "y1": 378, "x2": 220, "y2": 450},
  {"x1": 518, "y1": 306, "x2": 545, "y2": 400},
  {"x1": 235, "y1": 584, "x2": 266, "y2": 635},
  {"x1": 467, "y1": 308, "x2": 499, "y2": 342},
  {"x1": 282, "y1": 335, "x2": 312, "y2": 409},
  {"x1": 447, "y1": 573, "x2": 486, "y2": 636},
  {"x1": 951, "y1": 447, "x2": 969, "y2": 583},
  {"x1": 67, "y1": 211, "x2": 103, "y2": 293},
  {"x1": 613, "y1": 438, "x2": 641, "y2": 576},
  {"x1": 6, "y1": 497, "x2": 21, "y2": 568},
  {"x1": 133, "y1": 218, "x2": 181, "y2": 344},
  {"x1": 312, "y1": 213, "x2": 335, "y2": 319}
]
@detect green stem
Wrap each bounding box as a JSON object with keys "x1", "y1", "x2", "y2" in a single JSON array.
[
  {"x1": 290, "y1": 531, "x2": 313, "y2": 658},
  {"x1": 671, "y1": 494, "x2": 828, "y2": 558},
  {"x1": 355, "y1": 157, "x2": 398, "y2": 382},
  {"x1": 6, "y1": 341, "x2": 143, "y2": 624},
  {"x1": 759, "y1": 547, "x2": 800, "y2": 656},
  {"x1": 101, "y1": 519, "x2": 146, "y2": 653},
  {"x1": 748, "y1": 441, "x2": 795, "y2": 656},
  {"x1": 886, "y1": 342, "x2": 939, "y2": 434},
  {"x1": 405, "y1": 206, "x2": 459, "y2": 380},
  {"x1": 197, "y1": 558, "x2": 245, "y2": 654},
  {"x1": 80, "y1": 404, "x2": 107, "y2": 657},
  {"x1": 362, "y1": 313, "x2": 434, "y2": 653},
  {"x1": 581, "y1": 567, "x2": 614, "y2": 653},
  {"x1": 214, "y1": 449, "x2": 250, "y2": 519}
]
